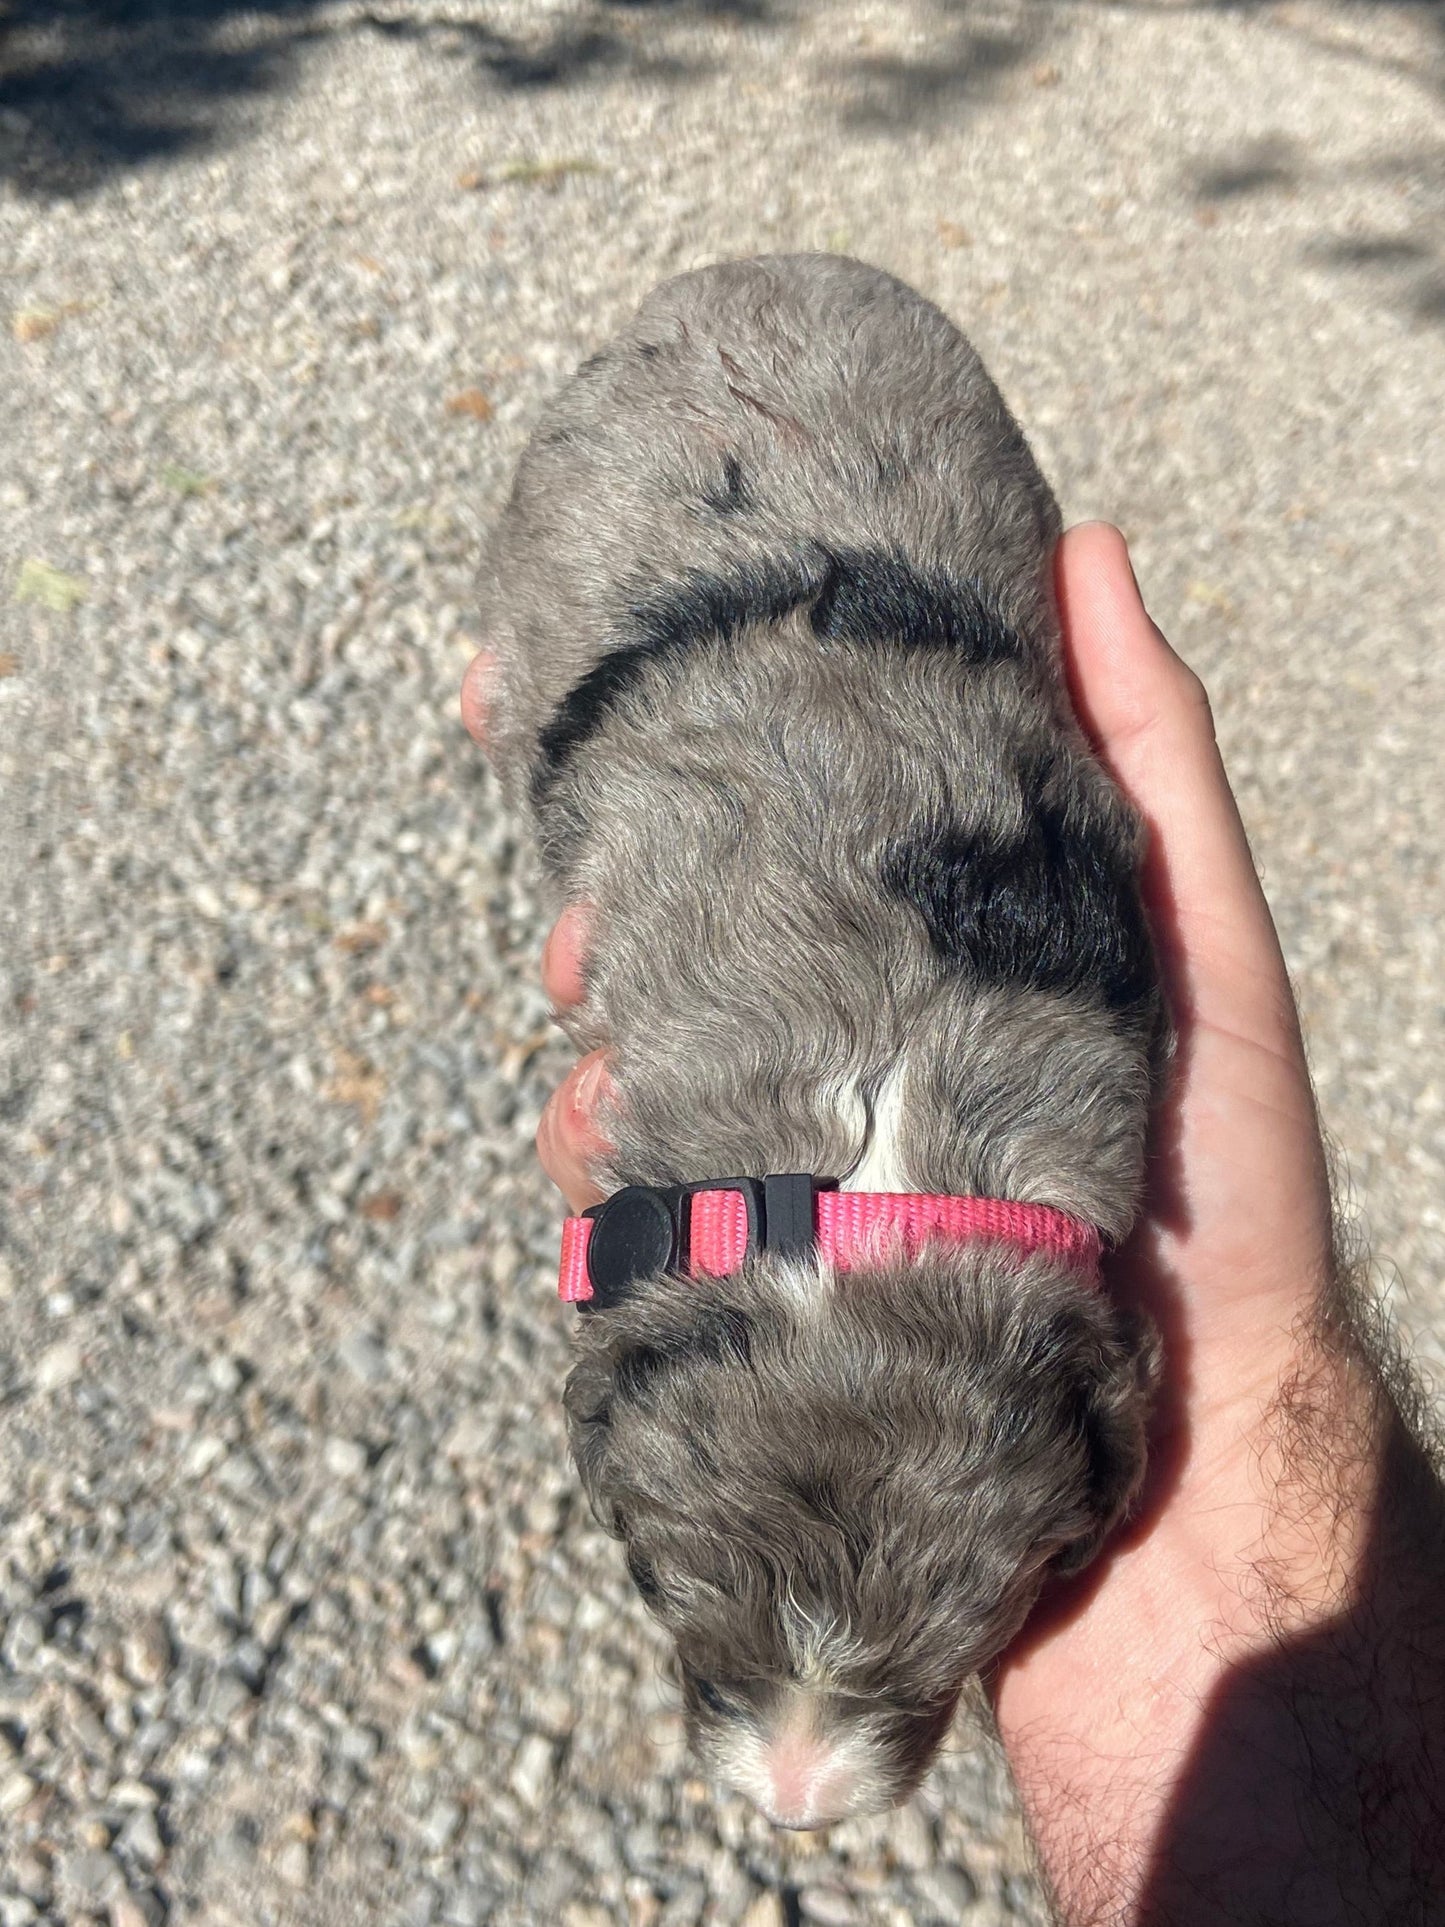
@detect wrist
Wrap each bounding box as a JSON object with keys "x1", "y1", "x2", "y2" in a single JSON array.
[{"x1": 993, "y1": 1300, "x2": 1444, "y2": 1926}]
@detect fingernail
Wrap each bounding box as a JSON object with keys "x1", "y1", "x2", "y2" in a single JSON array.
[{"x1": 573, "y1": 1057, "x2": 608, "y2": 1117}]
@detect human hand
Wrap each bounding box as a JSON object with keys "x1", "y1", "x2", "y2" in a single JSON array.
[
  {"x1": 984, "y1": 525, "x2": 1360, "y2": 1914},
  {"x1": 982, "y1": 528, "x2": 1445, "y2": 1925}
]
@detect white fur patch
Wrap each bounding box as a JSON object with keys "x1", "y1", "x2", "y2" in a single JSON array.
[
  {"x1": 781, "y1": 1590, "x2": 866, "y2": 1688},
  {"x1": 768, "y1": 1255, "x2": 830, "y2": 1318},
  {"x1": 765, "y1": 1060, "x2": 911, "y2": 1314},
  {"x1": 712, "y1": 1691, "x2": 895, "y2": 1829},
  {"x1": 842, "y1": 1059, "x2": 910, "y2": 1193}
]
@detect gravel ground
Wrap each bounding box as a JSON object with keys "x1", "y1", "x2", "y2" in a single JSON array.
[{"x1": 0, "y1": 2, "x2": 1441, "y2": 1923}]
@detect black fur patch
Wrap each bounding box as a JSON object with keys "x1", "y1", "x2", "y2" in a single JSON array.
[
  {"x1": 626, "y1": 1547, "x2": 663, "y2": 1603},
  {"x1": 810, "y1": 551, "x2": 1017, "y2": 663},
  {"x1": 533, "y1": 556, "x2": 805, "y2": 800},
  {"x1": 880, "y1": 760, "x2": 1156, "y2": 1017},
  {"x1": 699, "y1": 452, "x2": 752, "y2": 516},
  {"x1": 532, "y1": 548, "x2": 1020, "y2": 805},
  {"x1": 615, "y1": 1344, "x2": 668, "y2": 1403},
  {"x1": 613, "y1": 1307, "x2": 754, "y2": 1405}
]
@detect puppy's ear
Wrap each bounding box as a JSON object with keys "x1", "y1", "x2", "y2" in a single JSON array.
[{"x1": 1054, "y1": 1308, "x2": 1162, "y2": 1576}]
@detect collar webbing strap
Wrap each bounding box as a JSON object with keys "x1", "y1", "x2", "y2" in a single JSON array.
[{"x1": 559, "y1": 1183, "x2": 1101, "y2": 1306}]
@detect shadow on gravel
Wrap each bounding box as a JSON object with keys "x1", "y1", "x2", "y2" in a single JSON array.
[
  {"x1": 830, "y1": 29, "x2": 1046, "y2": 133},
  {"x1": 0, "y1": 0, "x2": 329, "y2": 197},
  {"x1": 0, "y1": 0, "x2": 1048, "y2": 199},
  {"x1": 0, "y1": 0, "x2": 728, "y2": 199},
  {"x1": 1186, "y1": 129, "x2": 1445, "y2": 328},
  {"x1": 6, "y1": 0, "x2": 1444, "y2": 333}
]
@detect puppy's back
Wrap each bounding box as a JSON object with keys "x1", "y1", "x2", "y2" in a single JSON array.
[
  {"x1": 486, "y1": 254, "x2": 1062, "y2": 791},
  {"x1": 485, "y1": 256, "x2": 1158, "y2": 1237}
]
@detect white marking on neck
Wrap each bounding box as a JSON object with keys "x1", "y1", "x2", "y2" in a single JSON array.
[
  {"x1": 843, "y1": 1059, "x2": 910, "y2": 1192},
  {"x1": 761, "y1": 1059, "x2": 910, "y2": 1316}
]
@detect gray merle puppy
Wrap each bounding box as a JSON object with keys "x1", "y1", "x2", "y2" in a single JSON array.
[{"x1": 481, "y1": 254, "x2": 1166, "y2": 1827}]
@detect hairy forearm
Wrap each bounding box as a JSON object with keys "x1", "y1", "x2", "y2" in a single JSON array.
[{"x1": 999, "y1": 1289, "x2": 1445, "y2": 1927}]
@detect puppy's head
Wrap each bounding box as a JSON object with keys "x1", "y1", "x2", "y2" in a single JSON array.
[{"x1": 566, "y1": 1248, "x2": 1157, "y2": 1826}]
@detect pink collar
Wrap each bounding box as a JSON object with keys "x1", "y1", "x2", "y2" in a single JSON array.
[{"x1": 559, "y1": 1175, "x2": 1100, "y2": 1307}]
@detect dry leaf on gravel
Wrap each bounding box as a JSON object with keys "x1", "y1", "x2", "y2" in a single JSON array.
[
  {"x1": 501, "y1": 156, "x2": 599, "y2": 188},
  {"x1": 1186, "y1": 578, "x2": 1238, "y2": 617},
  {"x1": 15, "y1": 558, "x2": 89, "y2": 613},
  {"x1": 333, "y1": 920, "x2": 387, "y2": 954},
  {"x1": 0, "y1": 654, "x2": 19, "y2": 677},
  {"x1": 323, "y1": 1048, "x2": 386, "y2": 1122},
  {"x1": 13, "y1": 309, "x2": 61, "y2": 343},
  {"x1": 12, "y1": 300, "x2": 91, "y2": 343},
  {"x1": 160, "y1": 463, "x2": 215, "y2": 497},
  {"x1": 937, "y1": 220, "x2": 972, "y2": 248},
  {"x1": 459, "y1": 157, "x2": 601, "y2": 193},
  {"x1": 357, "y1": 1191, "x2": 404, "y2": 1223},
  {"x1": 446, "y1": 388, "x2": 494, "y2": 421}
]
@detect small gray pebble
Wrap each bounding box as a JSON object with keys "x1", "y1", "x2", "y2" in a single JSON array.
[
  {"x1": 419, "y1": 1799, "x2": 462, "y2": 1853},
  {"x1": 888, "y1": 1804, "x2": 936, "y2": 1872},
  {"x1": 914, "y1": 1865, "x2": 979, "y2": 1917},
  {"x1": 203, "y1": 1672, "x2": 253, "y2": 1723},
  {"x1": 393, "y1": 1890, "x2": 438, "y2": 1927},
  {"x1": 110, "y1": 1890, "x2": 166, "y2": 1927},
  {"x1": 121, "y1": 1622, "x2": 171, "y2": 1689},
  {"x1": 0, "y1": 1677, "x2": 39, "y2": 1716},
  {"x1": 34, "y1": 1340, "x2": 83, "y2": 1393},
  {"x1": 509, "y1": 1733, "x2": 554, "y2": 1809},
  {"x1": 209, "y1": 1820, "x2": 259, "y2": 1874},
  {"x1": 9, "y1": 1855, "x2": 50, "y2": 1903},
  {"x1": 5, "y1": 1613, "x2": 45, "y2": 1668},
  {"x1": 117, "y1": 1807, "x2": 164, "y2": 1867},
  {"x1": 324, "y1": 1437, "x2": 369, "y2": 1480},
  {"x1": 275, "y1": 1838, "x2": 312, "y2": 1889},
  {"x1": 208, "y1": 1353, "x2": 244, "y2": 1394},
  {"x1": 57, "y1": 1850, "x2": 124, "y2": 1903},
  {"x1": 441, "y1": 1890, "x2": 491, "y2": 1927},
  {"x1": 336, "y1": 1723, "x2": 381, "y2": 1766},
  {"x1": 798, "y1": 1888, "x2": 860, "y2": 1927},
  {"x1": 338, "y1": 1330, "x2": 390, "y2": 1383}
]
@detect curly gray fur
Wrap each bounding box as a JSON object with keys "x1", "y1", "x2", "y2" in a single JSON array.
[{"x1": 482, "y1": 254, "x2": 1166, "y2": 1822}]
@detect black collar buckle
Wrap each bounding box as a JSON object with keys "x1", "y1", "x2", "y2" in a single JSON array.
[{"x1": 579, "y1": 1172, "x2": 835, "y2": 1311}]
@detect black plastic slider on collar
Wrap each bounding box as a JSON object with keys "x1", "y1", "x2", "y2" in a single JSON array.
[{"x1": 579, "y1": 1172, "x2": 835, "y2": 1312}]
